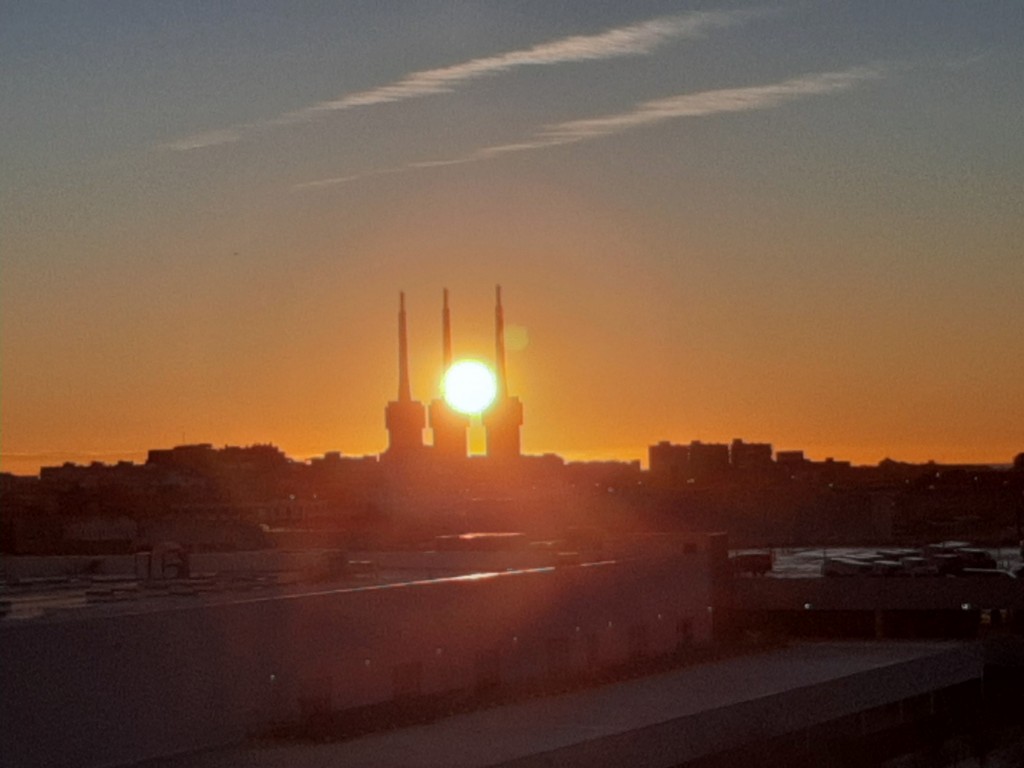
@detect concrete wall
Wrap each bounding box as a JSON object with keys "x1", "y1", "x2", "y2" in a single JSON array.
[{"x1": 1, "y1": 553, "x2": 712, "y2": 768}]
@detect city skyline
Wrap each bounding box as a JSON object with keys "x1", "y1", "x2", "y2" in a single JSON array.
[
  {"x1": 4, "y1": 282, "x2": 1019, "y2": 476},
  {"x1": 3, "y1": 3, "x2": 1023, "y2": 475}
]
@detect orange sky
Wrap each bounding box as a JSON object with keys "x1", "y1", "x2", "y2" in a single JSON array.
[{"x1": 3, "y1": 5, "x2": 1023, "y2": 476}]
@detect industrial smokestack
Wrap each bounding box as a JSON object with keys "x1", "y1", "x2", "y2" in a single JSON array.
[
  {"x1": 484, "y1": 284, "x2": 522, "y2": 459},
  {"x1": 398, "y1": 291, "x2": 411, "y2": 402},
  {"x1": 442, "y1": 288, "x2": 452, "y2": 370},
  {"x1": 494, "y1": 285, "x2": 507, "y2": 398},
  {"x1": 429, "y1": 287, "x2": 469, "y2": 459},
  {"x1": 385, "y1": 291, "x2": 426, "y2": 458}
]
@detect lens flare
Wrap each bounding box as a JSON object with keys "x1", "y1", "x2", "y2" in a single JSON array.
[{"x1": 443, "y1": 360, "x2": 498, "y2": 415}]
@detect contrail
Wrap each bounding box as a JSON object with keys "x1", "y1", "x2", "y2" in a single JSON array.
[
  {"x1": 295, "y1": 10, "x2": 752, "y2": 113},
  {"x1": 163, "y1": 9, "x2": 758, "y2": 151},
  {"x1": 488, "y1": 66, "x2": 882, "y2": 150},
  {"x1": 293, "y1": 65, "x2": 882, "y2": 191}
]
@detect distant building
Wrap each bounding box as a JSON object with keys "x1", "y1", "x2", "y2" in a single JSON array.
[
  {"x1": 146, "y1": 443, "x2": 216, "y2": 470},
  {"x1": 146, "y1": 443, "x2": 288, "y2": 473},
  {"x1": 775, "y1": 450, "x2": 806, "y2": 470},
  {"x1": 428, "y1": 289, "x2": 470, "y2": 460},
  {"x1": 382, "y1": 292, "x2": 427, "y2": 461},
  {"x1": 383, "y1": 287, "x2": 522, "y2": 463},
  {"x1": 649, "y1": 441, "x2": 689, "y2": 479},
  {"x1": 730, "y1": 439, "x2": 773, "y2": 470},
  {"x1": 483, "y1": 286, "x2": 523, "y2": 460},
  {"x1": 688, "y1": 441, "x2": 730, "y2": 479},
  {"x1": 648, "y1": 440, "x2": 732, "y2": 482}
]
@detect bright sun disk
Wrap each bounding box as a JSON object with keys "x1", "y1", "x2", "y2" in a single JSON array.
[{"x1": 443, "y1": 360, "x2": 498, "y2": 415}]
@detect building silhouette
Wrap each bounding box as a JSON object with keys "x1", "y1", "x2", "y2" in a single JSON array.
[
  {"x1": 482, "y1": 285, "x2": 523, "y2": 459},
  {"x1": 428, "y1": 289, "x2": 470, "y2": 460},
  {"x1": 649, "y1": 440, "x2": 690, "y2": 480},
  {"x1": 383, "y1": 292, "x2": 426, "y2": 460},
  {"x1": 386, "y1": 285, "x2": 522, "y2": 463},
  {"x1": 730, "y1": 438, "x2": 773, "y2": 470}
]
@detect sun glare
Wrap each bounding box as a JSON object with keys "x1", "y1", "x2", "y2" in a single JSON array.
[{"x1": 443, "y1": 360, "x2": 498, "y2": 415}]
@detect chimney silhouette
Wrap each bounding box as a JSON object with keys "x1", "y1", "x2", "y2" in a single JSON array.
[
  {"x1": 397, "y1": 291, "x2": 412, "y2": 402},
  {"x1": 494, "y1": 285, "x2": 508, "y2": 398},
  {"x1": 483, "y1": 284, "x2": 523, "y2": 459},
  {"x1": 384, "y1": 291, "x2": 426, "y2": 458},
  {"x1": 442, "y1": 287, "x2": 453, "y2": 370},
  {"x1": 429, "y1": 288, "x2": 469, "y2": 459}
]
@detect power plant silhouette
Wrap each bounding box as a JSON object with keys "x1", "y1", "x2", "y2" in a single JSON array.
[{"x1": 384, "y1": 286, "x2": 522, "y2": 462}]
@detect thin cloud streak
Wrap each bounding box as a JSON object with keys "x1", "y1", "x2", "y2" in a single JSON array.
[
  {"x1": 160, "y1": 128, "x2": 245, "y2": 152},
  {"x1": 291, "y1": 166, "x2": 404, "y2": 190},
  {"x1": 165, "y1": 9, "x2": 757, "y2": 152},
  {"x1": 293, "y1": 66, "x2": 883, "y2": 191},
  {"x1": 486, "y1": 66, "x2": 882, "y2": 151},
  {"x1": 297, "y1": 10, "x2": 752, "y2": 114}
]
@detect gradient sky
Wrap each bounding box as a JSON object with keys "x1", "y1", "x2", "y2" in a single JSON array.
[{"x1": 3, "y1": 2, "x2": 1023, "y2": 475}]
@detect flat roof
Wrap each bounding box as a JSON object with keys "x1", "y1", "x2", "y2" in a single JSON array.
[
  {"x1": 1, "y1": 563, "x2": 605, "y2": 627},
  {"x1": 145, "y1": 641, "x2": 981, "y2": 768}
]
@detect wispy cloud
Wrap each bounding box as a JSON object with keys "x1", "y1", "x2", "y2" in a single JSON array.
[
  {"x1": 293, "y1": 66, "x2": 883, "y2": 190},
  {"x1": 162, "y1": 9, "x2": 757, "y2": 151},
  {"x1": 291, "y1": 166, "x2": 404, "y2": 191},
  {"x1": 161, "y1": 128, "x2": 244, "y2": 152},
  {"x1": 294, "y1": 10, "x2": 753, "y2": 114},
  {"x1": 487, "y1": 65, "x2": 881, "y2": 151}
]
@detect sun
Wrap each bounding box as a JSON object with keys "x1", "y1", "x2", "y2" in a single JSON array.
[{"x1": 443, "y1": 360, "x2": 498, "y2": 415}]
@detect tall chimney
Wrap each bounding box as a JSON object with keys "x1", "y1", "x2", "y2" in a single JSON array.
[
  {"x1": 442, "y1": 288, "x2": 453, "y2": 370},
  {"x1": 429, "y1": 288, "x2": 469, "y2": 459},
  {"x1": 483, "y1": 284, "x2": 523, "y2": 459},
  {"x1": 494, "y1": 285, "x2": 507, "y2": 398},
  {"x1": 397, "y1": 291, "x2": 411, "y2": 402},
  {"x1": 384, "y1": 291, "x2": 426, "y2": 458}
]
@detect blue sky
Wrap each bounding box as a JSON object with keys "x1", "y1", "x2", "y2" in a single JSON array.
[{"x1": 3, "y1": 2, "x2": 1023, "y2": 472}]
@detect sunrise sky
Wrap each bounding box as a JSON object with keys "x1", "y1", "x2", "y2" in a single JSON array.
[{"x1": 3, "y1": 2, "x2": 1023, "y2": 475}]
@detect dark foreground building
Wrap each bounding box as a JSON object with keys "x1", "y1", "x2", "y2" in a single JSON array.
[{"x1": 1, "y1": 534, "x2": 721, "y2": 767}]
